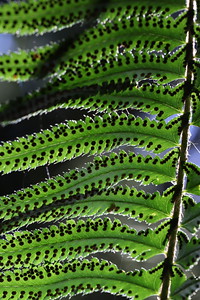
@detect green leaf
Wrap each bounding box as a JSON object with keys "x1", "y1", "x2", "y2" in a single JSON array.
[
  {"x1": 0, "y1": 113, "x2": 181, "y2": 174},
  {"x1": 74, "y1": 186, "x2": 174, "y2": 223},
  {"x1": 0, "y1": 81, "x2": 184, "y2": 125},
  {"x1": 0, "y1": 218, "x2": 170, "y2": 269},
  {"x1": 171, "y1": 275, "x2": 200, "y2": 300},
  {"x1": 194, "y1": 60, "x2": 200, "y2": 90},
  {"x1": 0, "y1": 10, "x2": 186, "y2": 81},
  {"x1": 177, "y1": 235, "x2": 200, "y2": 270},
  {"x1": 0, "y1": 186, "x2": 173, "y2": 233},
  {"x1": 0, "y1": 0, "x2": 120, "y2": 35},
  {"x1": 0, "y1": 150, "x2": 178, "y2": 233},
  {"x1": 44, "y1": 50, "x2": 185, "y2": 91},
  {"x1": 191, "y1": 90, "x2": 200, "y2": 126},
  {"x1": 170, "y1": 266, "x2": 187, "y2": 297},
  {"x1": 0, "y1": 0, "x2": 186, "y2": 35},
  {"x1": 185, "y1": 163, "x2": 200, "y2": 195},
  {"x1": 0, "y1": 258, "x2": 163, "y2": 299},
  {"x1": 0, "y1": 9, "x2": 186, "y2": 123},
  {"x1": 0, "y1": 43, "x2": 60, "y2": 81},
  {"x1": 182, "y1": 197, "x2": 200, "y2": 233},
  {"x1": 0, "y1": 44, "x2": 185, "y2": 124},
  {"x1": 0, "y1": 0, "x2": 198, "y2": 300},
  {"x1": 63, "y1": 13, "x2": 186, "y2": 64}
]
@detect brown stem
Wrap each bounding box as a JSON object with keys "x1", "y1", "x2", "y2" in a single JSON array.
[{"x1": 160, "y1": 0, "x2": 194, "y2": 299}]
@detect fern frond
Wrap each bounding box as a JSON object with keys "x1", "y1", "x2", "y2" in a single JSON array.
[
  {"x1": 0, "y1": 0, "x2": 122, "y2": 35},
  {"x1": 0, "y1": 43, "x2": 60, "y2": 81},
  {"x1": 177, "y1": 235, "x2": 200, "y2": 270},
  {"x1": 0, "y1": 8, "x2": 187, "y2": 81},
  {"x1": 0, "y1": 0, "x2": 186, "y2": 36},
  {"x1": 0, "y1": 81, "x2": 184, "y2": 125},
  {"x1": 0, "y1": 258, "x2": 163, "y2": 300},
  {"x1": 185, "y1": 163, "x2": 200, "y2": 195},
  {"x1": 0, "y1": 0, "x2": 199, "y2": 299},
  {"x1": 61, "y1": 12, "x2": 187, "y2": 65},
  {"x1": 0, "y1": 6, "x2": 187, "y2": 124},
  {"x1": 191, "y1": 90, "x2": 200, "y2": 126},
  {"x1": 0, "y1": 113, "x2": 181, "y2": 173},
  {"x1": 194, "y1": 61, "x2": 200, "y2": 93},
  {"x1": 0, "y1": 149, "x2": 178, "y2": 205},
  {"x1": 0, "y1": 218, "x2": 170, "y2": 269},
  {"x1": 0, "y1": 149, "x2": 178, "y2": 233},
  {"x1": 0, "y1": 8, "x2": 187, "y2": 123},
  {"x1": 39, "y1": 50, "x2": 185, "y2": 89},
  {"x1": 171, "y1": 275, "x2": 200, "y2": 300},
  {"x1": 0, "y1": 186, "x2": 174, "y2": 233},
  {"x1": 182, "y1": 197, "x2": 200, "y2": 233}
]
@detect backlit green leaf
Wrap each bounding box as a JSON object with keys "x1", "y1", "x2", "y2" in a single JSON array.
[
  {"x1": 185, "y1": 163, "x2": 200, "y2": 195},
  {"x1": 0, "y1": 186, "x2": 173, "y2": 233},
  {"x1": 0, "y1": 150, "x2": 178, "y2": 233},
  {"x1": 0, "y1": 219, "x2": 170, "y2": 269},
  {"x1": 0, "y1": 113, "x2": 181, "y2": 174},
  {"x1": 177, "y1": 236, "x2": 200, "y2": 270},
  {"x1": 0, "y1": 258, "x2": 163, "y2": 300},
  {"x1": 172, "y1": 275, "x2": 200, "y2": 300},
  {"x1": 182, "y1": 197, "x2": 200, "y2": 233}
]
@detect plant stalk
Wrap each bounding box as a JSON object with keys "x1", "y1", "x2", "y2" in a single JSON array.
[{"x1": 160, "y1": 0, "x2": 194, "y2": 299}]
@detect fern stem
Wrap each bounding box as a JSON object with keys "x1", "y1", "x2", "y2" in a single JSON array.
[{"x1": 160, "y1": 0, "x2": 194, "y2": 299}]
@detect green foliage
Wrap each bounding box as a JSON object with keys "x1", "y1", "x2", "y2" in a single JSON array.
[
  {"x1": 0, "y1": 218, "x2": 170, "y2": 268},
  {"x1": 182, "y1": 197, "x2": 200, "y2": 232},
  {"x1": 0, "y1": 0, "x2": 199, "y2": 300},
  {"x1": 0, "y1": 113, "x2": 181, "y2": 173},
  {"x1": 0, "y1": 258, "x2": 164, "y2": 300}
]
